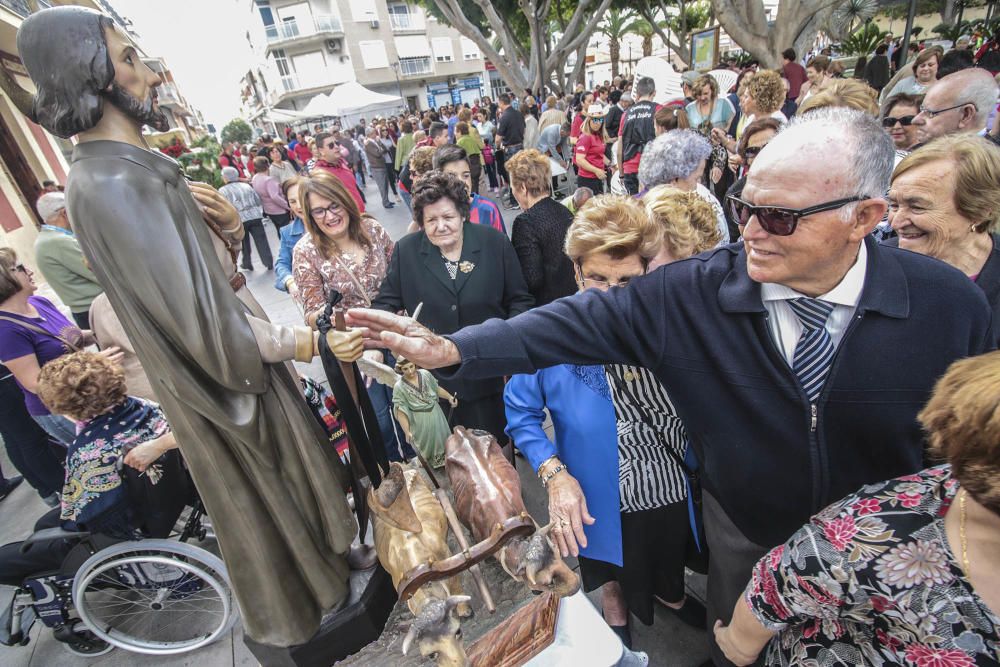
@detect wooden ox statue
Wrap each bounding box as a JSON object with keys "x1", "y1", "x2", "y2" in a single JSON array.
[
  {"x1": 445, "y1": 426, "x2": 580, "y2": 597},
  {"x1": 368, "y1": 463, "x2": 472, "y2": 666}
]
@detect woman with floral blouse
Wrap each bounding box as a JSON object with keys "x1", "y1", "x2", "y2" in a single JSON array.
[
  {"x1": 291, "y1": 171, "x2": 411, "y2": 460},
  {"x1": 714, "y1": 351, "x2": 1000, "y2": 667}
]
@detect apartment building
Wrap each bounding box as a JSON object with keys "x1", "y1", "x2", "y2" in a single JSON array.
[
  {"x1": 242, "y1": 0, "x2": 489, "y2": 128},
  {"x1": 142, "y1": 57, "x2": 209, "y2": 143},
  {"x1": 0, "y1": 0, "x2": 93, "y2": 266}
]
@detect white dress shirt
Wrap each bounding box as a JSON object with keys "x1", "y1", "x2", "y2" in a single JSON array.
[{"x1": 761, "y1": 241, "x2": 868, "y2": 365}]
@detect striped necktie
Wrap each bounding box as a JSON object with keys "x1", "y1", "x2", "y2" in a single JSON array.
[{"x1": 788, "y1": 298, "x2": 836, "y2": 402}]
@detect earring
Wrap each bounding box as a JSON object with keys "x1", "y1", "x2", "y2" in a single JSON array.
[{"x1": 970, "y1": 223, "x2": 980, "y2": 234}]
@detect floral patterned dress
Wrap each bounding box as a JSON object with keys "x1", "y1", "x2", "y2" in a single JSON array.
[
  {"x1": 290, "y1": 216, "x2": 394, "y2": 319},
  {"x1": 746, "y1": 465, "x2": 1000, "y2": 666}
]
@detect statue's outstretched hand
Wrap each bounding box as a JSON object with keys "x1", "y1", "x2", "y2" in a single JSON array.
[
  {"x1": 320, "y1": 329, "x2": 364, "y2": 363},
  {"x1": 345, "y1": 309, "x2": 461, "y2": 370}
]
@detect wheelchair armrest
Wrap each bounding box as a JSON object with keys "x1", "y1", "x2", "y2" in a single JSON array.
[{"x1": 19, "y1": 527, "x2": 90, "y2": 554}]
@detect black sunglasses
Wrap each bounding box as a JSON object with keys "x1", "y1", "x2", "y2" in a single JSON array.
[
  {"x1": 882, "y1": 115, "x2": 916, "y2": 127},
  {"x1": 726, "y1": 194, "x2": 866, "y2": 236}
]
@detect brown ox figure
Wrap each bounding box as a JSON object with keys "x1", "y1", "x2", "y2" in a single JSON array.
[
  {"x1": 445, "y1": 426, "x2": 580, "y2": 597},
  {"x1": 369, "y1": 463, "x2": 472, "y2": 666}
]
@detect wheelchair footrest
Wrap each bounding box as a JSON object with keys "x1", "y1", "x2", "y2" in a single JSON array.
[{"x1": 0, "y1": 594, "x2": 34, "y2": 647}]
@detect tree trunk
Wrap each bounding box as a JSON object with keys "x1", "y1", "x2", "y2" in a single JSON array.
[
  {"x1": 610, "y1": 39, "x2": 620, "y2": 79},
  {"x1": 571, "y1": 42, "x2": 588, "y2": 89},
  {"x1": 643, "y1": 34, "x2": 653, "y2": 57},
  {"x1": 711, "y1": 0, "x2": 841, "y2": 69},
  {"x1": 941, "y1": 0, "x2": 958, "y2": 25}
]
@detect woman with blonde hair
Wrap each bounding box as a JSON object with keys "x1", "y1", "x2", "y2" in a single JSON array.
[
  {"x1": 685, "y1": 73, "x2": 736, "y2": 134},
  {"x1": 798, "y1": 78, "x2": 880, "y2": 116},
  {"x1": 643, "y1": 185, "x2": 722, "y2": 269},
  {"x1": 291, "y1": 171, "x2": 407, "y2": 460},
  {"x1": 716, "y1": 349, "x2": 1000, "y2": 665},
  {"x1": 796, "y1": 54, "x2": 832, "y2": 106},
  {"x1": 506, "y1": 194, "x2": 706, "y2": 650},
  {"x1": 508, "y1": 149, "x2": 577, "y2": 305}
]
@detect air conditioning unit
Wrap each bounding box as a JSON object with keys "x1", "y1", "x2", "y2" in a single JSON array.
[
  {"x1": 370, "y1": 19, "x2": 379, "y2": 29},
  {"x1": 325, "y1": 38, "x2": 342, "y2": 54}
]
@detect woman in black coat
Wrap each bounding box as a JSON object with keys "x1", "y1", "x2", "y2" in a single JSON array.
[
  {"x1": 508, "y1": 149, "x2": 578, "y2": 306},
  {"x1": 372, "y1": 171, "x2": 534, "y2": 439}
]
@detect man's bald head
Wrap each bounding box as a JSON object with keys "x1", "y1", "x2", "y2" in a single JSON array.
[
  {"x1": 750, "y1": 107, "x2": 894, "y2": 206},
  {"x1": 914, "y1": 68, "x2": 998, "y2": 142}
]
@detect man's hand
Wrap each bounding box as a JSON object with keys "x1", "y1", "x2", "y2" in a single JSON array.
[
  {"x1": 189, "y1": 181, "x2": 240, "y2": 232},
  {"x1": 546, "y1": 472, "x2": 595, "y2": 558},
  {"x1": 713, "y1": 621, "x2": 761, "y2": 666},
  {"x1": 345, "y1": 309, "x2": 461, "y2": 369}
]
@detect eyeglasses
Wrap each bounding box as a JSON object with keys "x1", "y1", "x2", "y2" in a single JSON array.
[
  {"x1": 882, "y1": 115, "x2": 916, "y2": 127},
  {"x1": 743, "y1": 145, "x2": 766, "y2": 158},
  {"x1": 917, "y1": 102, "x2": 976, "y2": 118},
  {"x1": 14, "y1": 263, "x2": 27, "y2": 273},
  {"x1": 309, "y1": 202, "x2": 343, "y2": 220},
  {"x1": 726, "y1": 194, "x2": 866, "y2": 236},
  {"x1": 575, "y1": 264, "x2": 635, "y2": 289}
]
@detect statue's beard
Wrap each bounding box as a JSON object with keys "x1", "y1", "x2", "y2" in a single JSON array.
[{"x1": 105, "y1": 83, "x2": 170, "y2": 133}]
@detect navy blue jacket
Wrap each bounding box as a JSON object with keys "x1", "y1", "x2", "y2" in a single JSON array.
[{"x1": 443, "y1": 237, "x2": 995, "y2": 546}]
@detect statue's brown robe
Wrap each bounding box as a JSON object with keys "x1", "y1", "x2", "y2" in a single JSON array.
[{"x1": 67, "y1": 140, "x2": 356, "y2": 647}]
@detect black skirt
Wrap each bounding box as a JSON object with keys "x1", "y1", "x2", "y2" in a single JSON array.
[{"x1": 578, "y1": 500, "x2": 690, "y2": 626}]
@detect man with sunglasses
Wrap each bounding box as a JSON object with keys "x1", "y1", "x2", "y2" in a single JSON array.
[
  {"x1": 311, "y1": 131, "x2": 366, "y2": 213},
  {"x1": 345, "y1": 107, "x2": 995, "y2": 665},
  {"x1": 910, "y1": 68, "x2": 1000, "y2": 148}
]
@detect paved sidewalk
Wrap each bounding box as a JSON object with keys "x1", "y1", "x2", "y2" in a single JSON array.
[{"x1": 0, "y1": 177, "x2": 710, "y2": 666}]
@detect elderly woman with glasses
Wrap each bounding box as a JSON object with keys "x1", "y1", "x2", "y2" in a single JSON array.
[
  {"x1": 0, "y1": 248, "x2": 122, "y2": 445},
  {"x1": 639, "y1": 129, "x2": 730, "y2": 244},
  {"x1": 505, "y1": 193, "x2": 714, "y2": 650},
  {"x1": 373, "y1": 171, "x2": 533, "y2": 442},
  {"x1": 886, "y1": 134, "x2": 1000, "y2": 327}
]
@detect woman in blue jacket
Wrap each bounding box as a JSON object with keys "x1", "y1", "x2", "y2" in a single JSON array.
[
  {"x1": 274, "y1": 176, "x2": 306, "y2": 296},
  {"x1": 505, "y1": 190, "x2": 714, "y2": 648}
]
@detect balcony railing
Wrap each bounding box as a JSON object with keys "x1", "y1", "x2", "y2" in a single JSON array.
[
  {"x1": 265, "y1": 15, "x2": 342, "y2": 44},
  {"x1": 389, "y1": 13, "x2": 425, "y2": 32},
  {"x1": 398, "y1": 57, "x2": 432, "y2": 77},
  {"x1": 0, "y1": 0, "x2": 30, "y2": 17},
  {"x1": 280, "y1": 74, "x2": 301, "y2": 92}
]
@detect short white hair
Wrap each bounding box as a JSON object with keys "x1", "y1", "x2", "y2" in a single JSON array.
[
  {"x1": 754, "y1": 107, "x2": 894, "y2": 220},
  {"x1": 36, "y1": 192, "x2": 66, "y2": 222},
  {"x1": 944, "y1": 68, "x2": 999, "y2": 127},
  {"x1": 638, "y1": 130, "x2": 711, "y2": 187}
]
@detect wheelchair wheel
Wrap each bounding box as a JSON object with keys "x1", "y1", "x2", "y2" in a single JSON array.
[
  {"x1": 60, "y1": 622, "x2": 114, "y2": 657},
  {"x1": 71, "y1": 540, "x2": 237, "y2": 655}
]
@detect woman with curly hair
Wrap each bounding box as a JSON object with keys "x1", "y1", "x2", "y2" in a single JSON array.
[
  {"x1": 36, "y1": 351, "x2": 184, "y2": 537},
  {"x1": 643, "y1": 185, "x2": 722, "y2": 269},
  {"x1": 715, "y1": 349, "x2": 1000, "y2": 666},
  {"x1": 372, "y1": 171, "x2": 533, "y2": 441}
]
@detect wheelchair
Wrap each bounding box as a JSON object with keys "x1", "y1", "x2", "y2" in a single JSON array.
[{"x1": 0, "y1": 500, "x2": 238, "y2": 657}]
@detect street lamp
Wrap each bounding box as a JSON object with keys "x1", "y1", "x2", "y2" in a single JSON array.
[{"x1": 390, "y1": 61, "x2": 405, "y2": 112}]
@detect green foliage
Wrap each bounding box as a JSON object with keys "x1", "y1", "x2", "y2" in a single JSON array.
[
  {"x1": 178, "y1": 135, "x2": 224, "y2": 188},
  {"x1": 839, "y1": 21, "x2": 890, "y2": 56},
  {"x1": 881, "y1": 0, "x2": 956, "y2": 21},
  {"x1": 724, "y1": 50, "x2": 756, "y2": 68},
  {"x1": 932, "y1": 21, "x2": 971, "y2": 44},
  {"x1": 663, "y1": 0, "x2": 711, "y2": 38},
  {"x1": 220, "y1": 119, "x2": 252, "y2": 146}
]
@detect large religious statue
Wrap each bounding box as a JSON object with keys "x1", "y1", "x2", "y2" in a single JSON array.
[{"x1": 16, "y1": 7, "x2": 361, "y2": 647}]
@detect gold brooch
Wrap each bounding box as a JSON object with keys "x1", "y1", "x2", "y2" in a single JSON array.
[
  {"x1": 623, "y1": 370, "x2": 636, "y2": 382},
  {"x1": 459, "y1": 261, "x2": 475, "y2": 273}
]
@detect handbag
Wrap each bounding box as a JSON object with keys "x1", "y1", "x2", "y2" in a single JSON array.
[
  {"x1": 606, "y1": 367, "x2": 710, "y2": 572},
  {"x1": 482, "y1": 142, "x2": 494, "y2": 165},
  {"x1": 0, "y1": 314, "x2": 82, "y2": 352}
]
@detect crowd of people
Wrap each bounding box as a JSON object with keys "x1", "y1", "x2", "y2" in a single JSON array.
[{"x1": 1, "y1": 27, "x2": 999, "y2": 667}]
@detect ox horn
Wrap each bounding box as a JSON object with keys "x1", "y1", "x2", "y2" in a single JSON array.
[
  {"x1": 445, "y1": 595, "x2": 472, "y2": 613},
  {"x1": 401, "y1": 623, "x2": 418, "y2": 656},
  {"x1": 524, "y1": 559, "x2": 540, "y2": 587}
]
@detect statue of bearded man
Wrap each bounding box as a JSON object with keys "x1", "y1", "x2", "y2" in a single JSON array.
[{"x1": 17, "y1": 7, "x2": 361, "y2": 647}]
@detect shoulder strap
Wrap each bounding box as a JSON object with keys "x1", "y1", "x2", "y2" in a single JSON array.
[{"x1": 0, "y1": 314, "x2": 81, "y2": 352}]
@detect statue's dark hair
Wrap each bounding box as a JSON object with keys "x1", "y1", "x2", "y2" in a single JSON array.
[{"x1": 17, "y1": 7, "x2": 115, "y2": 138}]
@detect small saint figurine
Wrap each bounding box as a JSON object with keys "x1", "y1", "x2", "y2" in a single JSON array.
[{"x1": 358, "y1": 356, "x2": 457, "y2": 468}]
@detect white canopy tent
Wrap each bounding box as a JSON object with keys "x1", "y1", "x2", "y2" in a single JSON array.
[{"x1": 327, "y1": 81, "x2": 404, "y2": 128}]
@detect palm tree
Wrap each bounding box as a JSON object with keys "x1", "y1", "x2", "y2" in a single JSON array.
[
  {"x1": 599, "y1": 9, "x2": 638, "y2": 79},
  {"x1": 624, "y1": 16, "x2": 670, "y2": 57}
]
